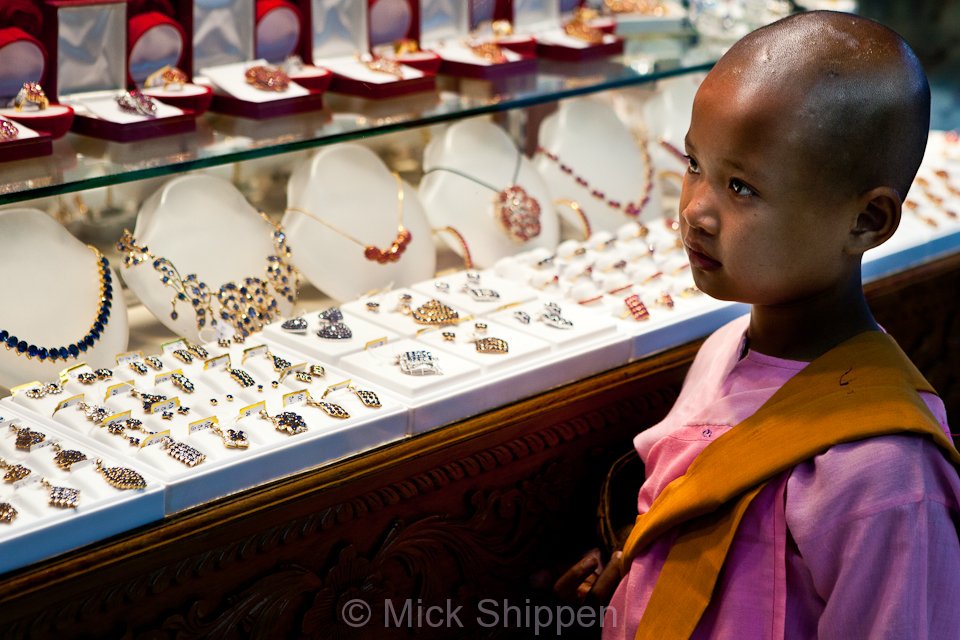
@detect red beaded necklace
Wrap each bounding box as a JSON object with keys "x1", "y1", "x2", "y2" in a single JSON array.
[{"x1": 536, "y1": 135, "x2": 654, "y2": 218}]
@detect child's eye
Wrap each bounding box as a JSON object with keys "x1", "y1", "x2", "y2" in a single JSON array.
[
  {"x1": 729, "y1": 179, "x2": 755, "y2": 197},
  {"x1": 684, "y1": 155, "x2": 700, "y2": 174}
]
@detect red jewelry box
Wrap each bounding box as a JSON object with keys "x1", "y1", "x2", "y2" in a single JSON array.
[
  {"x1": 41, "y1": 0, "x2": 196, "y2": 142},
  {"x1": 368, "y1": 0, "x2": 442, "y2": 74}
]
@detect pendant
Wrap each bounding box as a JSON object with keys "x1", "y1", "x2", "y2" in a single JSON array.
[
  {"x1": 496, "y1": 185, "x2": 542, "y2": 243},
  {"x1": 411, "y1": 299, "x2": 460, "y2": 326},
  {"x1": 96, "y1": 460, "x2": 147, "y2": 490},
  {"x1": 53, "y1": 449, "x2": 88, "y2": 471},
  {"x1": 0, "y1": 502, "x2": 16, "y2": 523}
]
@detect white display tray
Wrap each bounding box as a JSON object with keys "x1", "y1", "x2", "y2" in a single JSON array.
[
  {"x1": 409, "y1": 271, "x2": 539, "y2": 317},
  {"x1": 261, "y1": 308, "x2": 401, "y2": 365},
  {"x1": 0, "y1": 405, "x2": 164, "y2": 574},
  {"x1": 620, "y1": 297, "x2": 748, "y2": 361},
  {"x1": 341, "y1": 288, "x2": 472, "y2": 337},
  {"x1": 8, "y1": 344, "x2": 409, "y2": 514}
]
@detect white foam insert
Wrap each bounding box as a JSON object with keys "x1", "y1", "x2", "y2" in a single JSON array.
[
  {"x1": 535, "y1": 28, "x2": 620, "y2": 48},
  {"x1": 409, "y1": 271, "x2": 539, "y2": 316},
  {"x1": 0, "y1": 209, "x2": 128, "y2": 388},
  {"x1": 118, "y1": 174, "x2": 296, "y2": 344},
  {"x1": 141, "y1": 84, "x2": 211, "y2": 99},
  {"x1": 0, "y1": 105, "x2": 73, "y2": 124},
  {"x1": 485, "y1": 294, "x2": 620, "y2": 348},
  {"x1": 417, "y1": 318, "x2": 552, "y2": 372},
  {"x1": 202, "y1": 59, "x2": 309, "y2": 102},
  {"x1": 426, "y1": 40, "x2": 523, "y2": 66},
  {"x1": 261, "y1": 309, "x2": 402, "y2": 364},
  {"x1": 536, "y1": 98, "x2": 664, "y2": 233},
  {"x1": 284, "y1": 144, "x2": 436, "y2": 301},
  {"x1": 321, "y1": 56, "x2": 425, "y2": 83},
  {"x1": 420, "y1": 119, "x2": 560, "y2": 268},
  {"x1": 0, "y1": 406, "x2": 164, "y2": 574},
  {"x1": 75, "y1": 92, "x2": 185, "y2": 124},
  {"x1": 340, "y1": 288, "x2": 471, "y2": 337}
]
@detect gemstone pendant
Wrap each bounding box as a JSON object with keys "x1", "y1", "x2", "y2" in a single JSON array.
[
  {"x1": 475, "y1": 337, "x2": 509, "y2": 354},
  {"x1": 220, "y1": 428, "x2": 250, "y2": 449},
  {"x1": 14, "y1": 428, "x2": 45, "y2": 451},
  {"x1": 495, "y1": 185, "x2": 542, "y2": 243},
  {"x1": 312, "y1": 401, "x2": 350, "y2": 420},
  {"x1": 354, "y1": 389, "x2": 381, "y2": 409},
  {"x1": 46, "y1": 484, "x2": 80, "y2": 509},
  {"x1": 317, "y1": 322, "x2": 352, "y2": 340},
  {"x1": 271, "y1": 355, "x2": 292, "y2": 372},
  {"x1": 274, "y1": 411, "x2": 309, "y2": 434},
  {"x1": 411, "y1": 299, "x2": 459, "y2": 326},
  {"x1": 96, "y1": 460, "x2": 147, "y2": 490},
  {"x1": 3, "y1": 464, "x2": 31, "y2": 483},
  {"x1": 165, "y1": 440, "x2": 206, "y2": 467},
  {"x1": 464, "y1": 287, "x2": 501, "y2": 302},
  {"x1": 0, "y1": 502, "x2": 17, "y2": 524}
]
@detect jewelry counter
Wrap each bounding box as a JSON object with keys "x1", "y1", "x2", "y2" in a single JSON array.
[{"x1": 0, "y1": 248, "x2": 956, "y2": 639}]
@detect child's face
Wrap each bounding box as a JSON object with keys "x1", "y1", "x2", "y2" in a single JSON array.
[{"x1": 678, "y1": 74, "x2": 860, "y2": 306}]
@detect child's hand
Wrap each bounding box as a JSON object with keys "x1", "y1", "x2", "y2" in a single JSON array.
[{"x1": 553, "y1": 548, "x2": 623, "y2": 605}]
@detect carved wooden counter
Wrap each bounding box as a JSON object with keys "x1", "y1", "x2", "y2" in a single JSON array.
[{"x1": 0, "y1": 252, "x2": 957, "y2": 640}]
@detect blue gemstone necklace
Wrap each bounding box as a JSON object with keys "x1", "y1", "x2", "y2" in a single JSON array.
[{"x1": 0, "y1": 246, "x2": 113, "y2": 362}]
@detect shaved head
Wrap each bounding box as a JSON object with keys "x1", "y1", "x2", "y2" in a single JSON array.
[{"x1": 703, "y1": 10, "x2": 930, "y2": 199}]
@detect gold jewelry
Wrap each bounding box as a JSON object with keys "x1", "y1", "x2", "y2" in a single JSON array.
[
  {"x1": 0, "y1": 458, "x2": 31, "y2": 483},
  {"x1": 491, "y1": 19, "x2": 514, "y2": 38},
  {"x1": 466, "y1": 41, "x2": 507, "y2": 64},
  {"x1": 0, "y1": 502, "x2": 16, "y2": 524},
  {"x1": 357, "y1": 53, "x2": 404, "y2": 79},
  {"x1": 12, "y1": 81, "x2": 49, "y2": 111},
  {"x1": 172, "y1": 349, "x2": 193, "y2": 364},
  {"x1": 228, "y1": 368, "x2": 256, "y2": 388},
  {"x1": 211, "y1": 424, "x2": 249, "y2": 449},
  {"x1": 95, "y1": 459, "x2": 147, "y2": 490},
  {"x1": 145, "y1": 65, "x2": 188, "y2": 90},
  {"x1": 186, "y1": 343, "x2": 209, "y2": 359},
  {"x1": 295, "y1": 371, "x2": 313, "y2": 384},
  {"x1": 394, "y1": 38, "x2": 420, "y2": 54},
  {"x1": 10, "y1": 424, "x2": 45, "y2": 451},
  {"x1": 442, "y1": 331, "x2": 456, "y2": 341},
  {"x1": 412, "y1": 299, "x2": 460, "y2": 326},
  {"x1": 563, "y1": 10, "x2": 605, "y2": 44},
  {"x1": 117, "y1": 218, "x2": 300, "y2": 339},
  {"x1": 144, "y1": 356, "x2": 164, "y2": 370},
  {"x1": 322, "y1": 385, "x2": 381, "y2": 409},
  {"x1": 245, "y1": 65, "x2": 290, "y2": 91},
  {"x1": 39, "y1": 478, "x2": 80, "y2": 509},
  {"x1": 258, "y1": 409, "x2": 308, "y2": 435},
  {"x1": 0, "y1": 119, "x2": 18, "y2": 141},
  {"x1": 655, "y1": 291, "x2": 675, "y2": 309},
  {"x1": 305, "y1": 397, "x2": 350, "y2": 419},
  {"x1": 129, "y1": 361, "x2": 149, "y2": 376},
  {"x1": 171, "y1": 372, "x2": 195, "y2": 393},
  {"x1": 266, "y1": 351, "x2": 292, "y2": 372},
  {"x1": 287, "y1": 173, "x2": 412, "y2": 264},
  {"x1": 50, "y1": 442, "x2": 87, "y2": 471}
]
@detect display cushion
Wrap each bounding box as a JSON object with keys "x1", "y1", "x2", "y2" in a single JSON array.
[
  {"x1": 0, "y1": 27, "x2": 48, "y2": 99},
  {"x1": 142, "y1": 84, "x2": 214, "y2": 115},
  {"x1": 255, "y1": 0, "x2": 302, "y2": 62},
  {"x1": 5, "y1": 104, "x2": 75, "y2": 139},
  {"x1": 127, "y1": 11, "x2": 187, "y2": 84}
]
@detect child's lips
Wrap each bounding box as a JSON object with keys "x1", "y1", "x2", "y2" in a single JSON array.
[{"x1": 684, "y1": 240, "x2": 722, "y2": 271}]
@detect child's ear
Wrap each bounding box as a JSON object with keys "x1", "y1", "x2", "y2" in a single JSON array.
[{"x1": 847, "y1": 186, "x2": 901, "y2": 254}]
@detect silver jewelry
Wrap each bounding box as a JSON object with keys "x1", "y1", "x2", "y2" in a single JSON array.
[
  {"x1": 538, "y1": 302, "x2": 574, "y2": 330},
  {"x1": 513, "y1": 310, "x2": 531, "y2": 324},
  {"x1": 463, "y1": 286, "x2": 501, "y2": 302},
  {"x1": 115, "y1": 89, "x2": 157, "y2": 117},
  {"x1": 396, "y1": 350, "x2": 441, "y2": 376},
  {"x1": 281, "y1": 317, "x2": 308, "y2": 334},
  {"x1": 317, "y1": 307, "x2": 352, "y2": 340}
]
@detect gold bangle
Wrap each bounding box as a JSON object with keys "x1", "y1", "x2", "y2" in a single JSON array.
[{"x1": 554, "y1": 199, "x2": 592, "y2": 240}]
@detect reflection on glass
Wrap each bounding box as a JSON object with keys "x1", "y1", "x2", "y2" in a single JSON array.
[
  {"x1": 312, "y1": 0, "x2": 366, "y2": 59},
  {"x1": 58, "y1": 4, "x2": 127, "y2": 96},
  {"x1": 194, "y1": 0, "x2": 254, "y2": 74}
]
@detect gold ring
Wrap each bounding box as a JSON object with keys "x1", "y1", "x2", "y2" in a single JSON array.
[
  {"x1": 12, "y1": 82, "x2": 48, "y2": 112},
  {"x1": 145, "y1": 65, "x2": 188, "y2": 91}
]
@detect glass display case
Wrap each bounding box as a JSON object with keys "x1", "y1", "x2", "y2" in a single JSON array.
[{"x1": 0, "y1": 2, "x2": 958, "y2": 637}]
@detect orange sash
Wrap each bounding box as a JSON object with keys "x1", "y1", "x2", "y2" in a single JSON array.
[{"x1": 620, "y1": 331, "x2": 960, "y2": 639}]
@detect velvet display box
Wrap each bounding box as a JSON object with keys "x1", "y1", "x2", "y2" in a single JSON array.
[
  {"x1": 41, "y1": 0, "x2": 197, "y2": 142},
  {"x1": 0, "y1": 120, "x2": 53, "y2": 163},
  {"x1": 368, "y1": 0, "x2": 442, "y2": 74}
]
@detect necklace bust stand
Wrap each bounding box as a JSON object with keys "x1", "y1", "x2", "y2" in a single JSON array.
[
  {"x1": 0, "y1": 209, "x2": 128, "y2": 388},
  {"x1": 419, "y1": 119, "x2": 560, "y2": 269},
  {"x1": 119, "y1": 174, "x2": 296, "y2": 343},
  {"x1": 282, "y1": 143, "x2": 436, "y2": 302},
  {"x1": 535, "y1": 97, "x2": 663, "y2": 234}
]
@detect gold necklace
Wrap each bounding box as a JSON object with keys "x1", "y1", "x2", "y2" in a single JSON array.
[{"x1": 286, "y1": 173, "x2": 411, "y2": 264}]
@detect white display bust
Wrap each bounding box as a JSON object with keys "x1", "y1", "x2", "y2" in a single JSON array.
[
  {"x1": 118, "y1": 174, "x2": 296, "y2": 343},
  {"x1": 0, "y1": 208, "x2": 128, "y2": 388},
  {"x1": 419, "y1": 118, "x2": 560, "y2": 269},
  {"x1": 283, "y1": 143, "x2": 436, "y2": 302},
  {"x1": 535, "y1": 97, "x2": 665, "y2": 234}
]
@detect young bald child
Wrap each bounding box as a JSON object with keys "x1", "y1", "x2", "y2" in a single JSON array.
[{"x1": 560, "y1": 10, "x2": 960, "y2": 639}]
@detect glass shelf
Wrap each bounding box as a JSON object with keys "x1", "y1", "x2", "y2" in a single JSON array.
[{"x1": 0, "y1": 43, "x2": 718, "y2": 206}]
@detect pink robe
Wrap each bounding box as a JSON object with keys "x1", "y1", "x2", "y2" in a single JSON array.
[{"x1": 604, "y1": 315, "x2": 960, "y2": 639}]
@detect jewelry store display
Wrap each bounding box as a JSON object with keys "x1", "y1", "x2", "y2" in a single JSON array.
[
  {"x1": 325, "y1": 385, "x2": 381, "y2": 409},
  {"x1": 425, "y1": 149, "x2": 542, "y2": 243},
  {"x1": 85, "y1": 411, "x2": 206, "y2": 468},
  {"x1": 12, "y1": 82, "x2": 49, "y2": 111},
  {"x1": 186, "y1": 344, "x2": 209, "y2": 359},
  {"x1": 24, "y1": 382, "x2": 64, "y2": 400},
  {"x1": 0, "y1": 246, "x2": 113, "y2": 362},
  {"x1": 145, "y1": 66, "x2": 188, "y2": 91},
  {"x1": 286, "y1": 173, "x2": 412, "y2": 264},
  {"x1": 116, "y1": 90, "x2": 158, "y2": 117},
  {"x1": 245, "y1": 65, "x2": 290, "y2": 92},
  {"x1": 95, "y1": 459, "x2": 147, "y2": 490},
  {"x1": 117, "y1": 219, "x2": 300, "y2": 338}
]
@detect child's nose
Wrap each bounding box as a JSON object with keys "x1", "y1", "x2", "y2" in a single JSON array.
[{"x1": 679, "y1": 182, "x2": 719, "y2": 235}]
